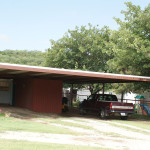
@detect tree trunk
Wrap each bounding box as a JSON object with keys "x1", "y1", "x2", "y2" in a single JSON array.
[
  {"x1": 102, "y1": 83, "x2": 105, "y2": 95},
  {"x1": 121, "y1": 92, "x2": 124, "y2": 103}
]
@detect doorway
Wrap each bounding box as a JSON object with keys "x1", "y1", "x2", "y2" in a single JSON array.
[{"x1": 0, "y1": 79, "x2": 13, "y2": 105}]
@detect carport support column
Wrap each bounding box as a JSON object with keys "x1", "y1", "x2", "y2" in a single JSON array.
[
  {"x1": 70, "y1": 84, "x2": 73, "y2": 107},
  {"x1": 102, "y1": 83, "x2": 105, "y2": 95}
]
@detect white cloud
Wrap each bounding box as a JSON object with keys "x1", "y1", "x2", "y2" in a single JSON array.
[{"x1": 0, "y1": 34, "x2": 11, "y2": 43}]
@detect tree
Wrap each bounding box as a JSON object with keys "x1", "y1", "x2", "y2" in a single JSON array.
[
  {"x1": 0, "y1": 50, "x2": 45, "y2": 66},
  {"x1": 46, "y1": 24, "x2": 112, "y2": 72},
  {"x1": 107, "y1": 2, "x2": 150, "y2": 94},
  {"x1": 46, "y1": 24, "x2": 113, "y2": 93}
]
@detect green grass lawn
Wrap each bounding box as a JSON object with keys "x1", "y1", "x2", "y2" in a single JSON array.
[
  {"x1": 112, "y1": 120, "x2": 150, "y2": 131},
  {"x1": 0, "y1": 139, "x2": 110, "y2": 150},
  {"x1": 115, "y1": 114, "x2": 150, "y2": 130},
  {"x1": 0, "y1": 114, "x2": 114, "y2": 150},
  {"x1": 0, "y1": 112, "x2": 150, "y2": 150},
  {"x1": 0, "y1": 115, "x2": 81, "y2": 135},
  {"x1": 107, "y1": 114, "x2": 150, "y2": 134},
  {"x1": 38, "y1": 117, "x2": 93, "y2": 130}
]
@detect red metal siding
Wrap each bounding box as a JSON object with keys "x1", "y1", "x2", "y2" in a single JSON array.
[
  {"x1": 15, "y1": 78, "x2": 33, "y2": 109},
  {"x1": 32, "y1": 79, "x2": 63, "y2": 113}
]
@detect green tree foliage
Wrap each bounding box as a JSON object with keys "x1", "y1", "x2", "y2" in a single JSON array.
[
  {"x1": 46, "y1": 24, "x2": 112, "y2": 72},
  {"x1": 107, "y1": 2, "x2": 150, "y2": 94},
  {"x1": 108, "y1": 2, "x2": 150, "y2": 76},
  {"x1": 0, "y1": 50, "x2": 45, "y2": 66},
  {"x1": 46, "y1": 24, "x2": 113, "y2": 93}
]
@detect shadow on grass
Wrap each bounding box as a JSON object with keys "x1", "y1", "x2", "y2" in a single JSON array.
[
  {"x1": 61, "y1": 107, "x2": 150, "y2": 121},
  {"x1": 129, "y1": 113, "x2": 150, "y2": 121},
  {"x1": 0, "y1": 105, "x2": 150, "y2": 121}
]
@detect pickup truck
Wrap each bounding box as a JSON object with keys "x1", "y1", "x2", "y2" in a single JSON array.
[{"x1": 79, "y1": 94, "x2": 134, "y2": 120}]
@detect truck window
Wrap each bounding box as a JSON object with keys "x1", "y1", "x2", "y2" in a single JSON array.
[
  {"x1": 87, "y1": 95, "x2": 95, "y2": 101},
  {"x1": 105, "y1": 95, "x2": 118, "y2": 101},
  {"x1": 111, "y1": 95, "x2": 118, "y2": 101},
  {"x1": 97, "y1": 95, "x2": 103, "y2": 101},
  {"x1": 99, "y1": 95, "x2": 118, "y2": 101},
  {"x1": 87, "y1": 94, "x2": 98, "y2": 101}
]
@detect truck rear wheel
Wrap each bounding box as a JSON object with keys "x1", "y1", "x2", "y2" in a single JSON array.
[{"x1": 99, "y1": 108, "x2": 106, "y2": 119}]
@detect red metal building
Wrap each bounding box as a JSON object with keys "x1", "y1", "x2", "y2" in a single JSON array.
[{"x1": 15, "y1": 78, "x2": 63, "y2": 113}]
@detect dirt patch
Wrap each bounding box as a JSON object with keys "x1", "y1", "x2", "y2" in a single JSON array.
[
  {"x1": 0, "y1": 105, "x2": 60, "y2": 119},
  {"x1": 0, "y1": 131, "x2": 125, "y2": 149}
]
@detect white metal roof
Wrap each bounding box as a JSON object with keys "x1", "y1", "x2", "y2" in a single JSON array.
[{"x1": 0, "y1": 63, "x2": 150, "y2": 83}]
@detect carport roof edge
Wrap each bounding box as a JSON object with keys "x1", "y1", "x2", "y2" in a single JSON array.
[{"x1": 0, "y1": 63, "x2": 150, "y2": 83}]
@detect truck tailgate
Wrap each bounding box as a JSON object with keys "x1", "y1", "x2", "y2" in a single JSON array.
[{"x1": 111, "y1": 102, "x2": 134, "y2": 111}]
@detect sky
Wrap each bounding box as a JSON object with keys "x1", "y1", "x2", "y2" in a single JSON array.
[{"x1": 0, "y1": 0, "x2": 149, "y2": 52}]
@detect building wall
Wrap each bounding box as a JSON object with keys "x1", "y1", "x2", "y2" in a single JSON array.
[
  {"x1": 15, "y1": 78, "x2": 63, "y2": 113},
  {"x1": 32, "y1": 79, "x2": 63, "y2": 113},
  {"x1": 15, "y1": 78, "x2": 33, "y2": 109}
]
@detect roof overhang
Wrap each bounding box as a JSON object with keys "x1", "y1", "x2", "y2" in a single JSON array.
[{"x1": 0, "y1": 63, "x2": 150, "y2": 84}]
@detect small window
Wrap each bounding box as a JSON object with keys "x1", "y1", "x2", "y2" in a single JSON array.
[{"x1": 0, "y1": 81, "x2": 9, "y2": 91}]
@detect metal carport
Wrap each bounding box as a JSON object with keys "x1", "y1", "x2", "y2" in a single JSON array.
[{"x1": 0, "y1": 63, "x2": 150, "y2": 113}]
